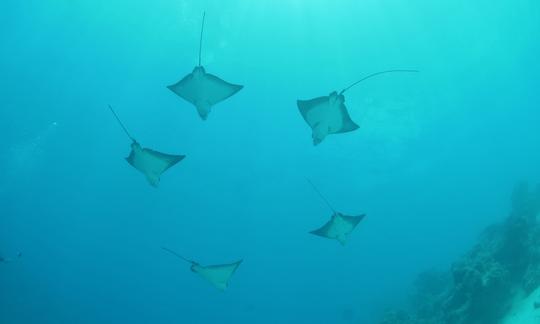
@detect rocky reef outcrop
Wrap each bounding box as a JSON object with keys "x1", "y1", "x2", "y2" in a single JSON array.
[{"x1": 380, "y1": 182, "x2": 540, "y2": 324}]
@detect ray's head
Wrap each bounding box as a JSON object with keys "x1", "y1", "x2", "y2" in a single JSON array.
[
  {"x1": 312, "y1": 133, "x2": 325, "y2": 146},
  {"x1": 329, "y1": 91, "x2": 345, "y2": 105},
  {"x1": 130, "y1": 141, "x2": 142, "y2": 151},
  {"x1": 145, "y1": 173, "x2": 161, "y2": 188},
  {"x1": 190, "y1": 262, "x2": 200, "y2": 272},
  {"x1": 192, "y1": 66, "x2": 206, "y2": 77}
]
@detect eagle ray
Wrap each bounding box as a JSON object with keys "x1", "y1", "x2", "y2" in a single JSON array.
[
  {"x1": 108, "y1": 105, "x2": 185, "y2": 187},
  {"x1": 297, "y1": 69, "x2": 418, "y2": 145},
  {"x1": 167, "y1": 12, "x2": 243, "y2": 120},
  {"x1": 307, "y1": 179, "x2": 365, "y2": 245},
  {"x1": 162, "y1": 247, "x2": 242, "y2": 291}
]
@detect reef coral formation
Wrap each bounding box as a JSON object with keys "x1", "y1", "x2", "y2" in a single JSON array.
[{"x1": 381, "y1": 182, "x2": 540, "y2": 324}]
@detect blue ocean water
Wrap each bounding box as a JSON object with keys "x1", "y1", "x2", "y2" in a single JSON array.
[{"x1": 1, "y1": 0, "x2": 539, "y2": 323}]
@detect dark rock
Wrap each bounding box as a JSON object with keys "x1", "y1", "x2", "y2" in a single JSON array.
[{"x1": 380, "y1": 182, "x2": 540, "y2": 324}]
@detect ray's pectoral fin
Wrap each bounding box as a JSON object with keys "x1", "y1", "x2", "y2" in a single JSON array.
[
  {"x1": 337, "y1": 102, "x2": 360, "y2": 134},
  {"x1": 341, "y1": 119, "x2": 360, "y2": 133},
  {"x1": 343, "y1": 214, "x2": 366, "y2": 226},
  {"x1": 192, "y1": 260, "x2": 243, "y2": 291},
  {"x1": 309, "y1": 218, "x2": 333, "y2": 238},
  {"x1": 203, "y1": 73, "x2": 243, "y2": 106}
]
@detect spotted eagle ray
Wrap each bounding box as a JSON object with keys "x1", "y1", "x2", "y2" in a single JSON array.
[
  {"x1": 162, "y1": 247, "x2": 242, "y2": 291},
  {"x1": 0, "y1": 252, "x2": 22, "y2": 263},
  {"x1": 306, "y1": 179, "x2": 365, "y2": 245},
  {"x1": 297, "y1": 69, "x2": 418, "y2": 145},
  {"x1": 167, "y1": 12, "x2": 243, "y2": 120},
  {"x1": 108, "y1": 105, "x2": 185, "y2": 187}
]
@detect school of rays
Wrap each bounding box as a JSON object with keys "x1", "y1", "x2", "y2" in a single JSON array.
[{"x1": 106, "y1": 12, "x2": 417, "y2": 291}]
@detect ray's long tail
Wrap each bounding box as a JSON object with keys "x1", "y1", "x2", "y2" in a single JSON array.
[
  {"x1": 161, "y1": 247, "x2": 194, "y2": 265},
  {"x1": 306, "y1": 178, "x2": 337, "y2": 214},
  {"x1": 340, "y1": 69, "x2": 419, "y2": 94},
  {"x1": 108, "y1": 105, "x2": 136, "y2": 142},
  {"x1": 198, "y1": 12, "x2": 206, "y2": 66}
]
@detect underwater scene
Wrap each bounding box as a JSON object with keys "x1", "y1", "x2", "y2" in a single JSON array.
[{"x1": 1, "y1": 0, "x2": 540, "y2": 323}]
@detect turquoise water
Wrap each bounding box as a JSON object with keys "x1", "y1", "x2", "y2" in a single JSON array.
[{"x1": 1, "y1": 0, "x2": 539, "y2": 323}]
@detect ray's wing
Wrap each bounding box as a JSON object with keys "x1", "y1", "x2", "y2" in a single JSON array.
[
  {"x1": 126, "y1": 149, "x2": 137, "y2": 166},
  {"x1": 297, "y1": 96, "x2": 329, "y2": 128},
  {"x1": 143, "y1": 148, "x2": 185, "y2": 174},
  {"x1": 335, "y1": 102, "x2": 359, "y2": 133},
  {"x1": 195, "y1": 260, "x2": 243, "y2": 290},
  {"x1": 309, "y1": 218, "x2": 334, "y2": 238},
  {"x1": 167, "y1": 72, "x2": 198, "y2": 105},
  {"x1": 340, "y1": 214, "x2": 365, "y2": 228},
  {"x1": 201, "y1": 73, "x2": 243, "y2": 106},
  {"x1": 332, "y1": 214, "x2": 365, "y2": 245}
]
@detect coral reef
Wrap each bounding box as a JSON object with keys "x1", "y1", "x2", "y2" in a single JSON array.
[{"x1": 381, "y1": 182, "x2": 540, "y2": 324}]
